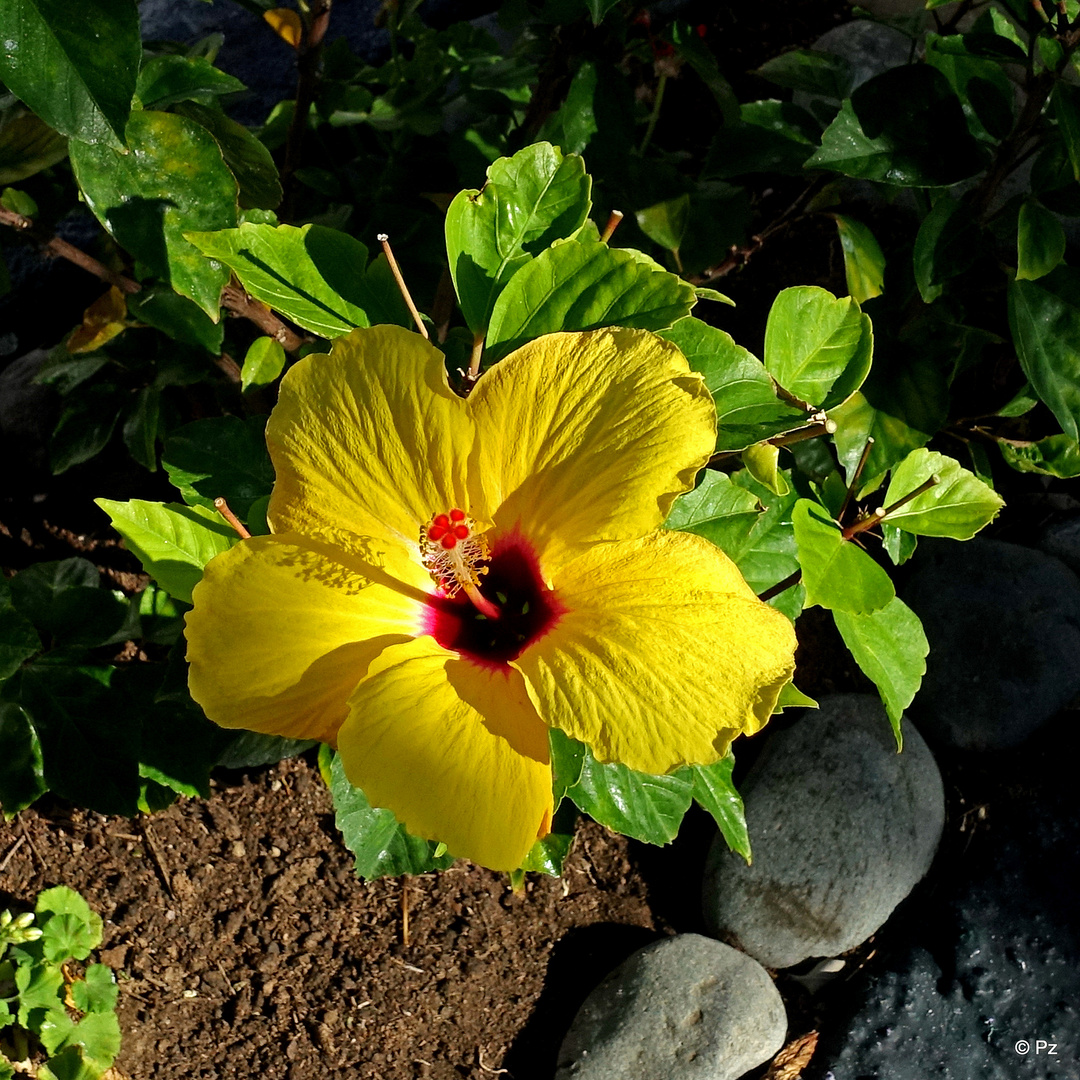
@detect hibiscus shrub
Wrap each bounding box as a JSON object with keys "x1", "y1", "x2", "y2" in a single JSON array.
[{"x1": 0, "y1": 0, "x2": 1038, "y2": 876}]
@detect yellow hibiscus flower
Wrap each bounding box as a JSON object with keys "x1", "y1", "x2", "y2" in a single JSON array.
[{"x1": 185, "y1": 324, "x2": 796, "y2": 870}]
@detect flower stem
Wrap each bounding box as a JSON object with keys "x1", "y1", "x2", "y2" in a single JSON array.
[{"x1": 377, "y1": 233, "x2": 429, "y2": 339}]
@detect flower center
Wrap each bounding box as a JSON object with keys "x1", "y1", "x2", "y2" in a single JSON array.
[
  {"x1": 423, "y1": 529, "x2": 564, "y2": 668},
  {"x1": 420, "y1": 508, "x2": 490, "y2": 599}
]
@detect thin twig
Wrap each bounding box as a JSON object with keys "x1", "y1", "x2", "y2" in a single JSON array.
[
  {"x1": 19, "y1": 820, "x2": 42, "y2": 869},
  {"x1": 0, "y1": 834, "x2": 25, "y2": 873},
  {"x1": 842, "y1": 506, "x2": 887, "y2": 541},
  {"x1": 138, "y1": 818, "x2": 175, "y2": 900},
  {"x1": 401, "y1": 883, "x2": 410, "y2": 948},
  {"x1": 838, "y1": 437, "x2": 875, "y2": 523},
  {"x1": 215, "y1": 497, "x2": 252, "y2": 539},
  {"x1": 880, "y1": 475, "x2": 939, "y2": 519},
  {"x1": 710, "y1": 418, "x2": 834, "y2": 464},
  {"x1": 220, "y1": 281, "x2": 308, "y2": 353},
  {"x1": 600, "y1": 209, "x2": 624, "y2": 243},
  {"x1": 758, "y1": 569, "x2": 802, "y2": 603},
  {"x1": 377, "y1": 234, "x2": 429, "y2": 339}
]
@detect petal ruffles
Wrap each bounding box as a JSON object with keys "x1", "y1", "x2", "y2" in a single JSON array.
[
  {"x1": 186, "y1": 532, "x2": 427, "y2": 743},
  {"x1": 513, "y1": 530, "x2": 797, "y2": 774},
  {"x1": 336, "y1": 637, "x2": 553, "y2": 871},
  {"x1": 469, "y1": 329, "x2": 716, "y2": 574}
]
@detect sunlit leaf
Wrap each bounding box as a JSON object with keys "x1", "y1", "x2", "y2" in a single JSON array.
[
  {"x1": 135, "y1": 54, "x2": 245, "y2": 111},
  {"x1": 998, "y1": 433, "x2": 1080, "y2": 477},
  {"x1": 690, "y1": 754, "x2": 749, "y2": 862},
  {"x1": 636, "y1": 193, "x2": 690, "y2": 253},
  {"x1": 240, "y1": 335, "x2": 287, "y2": 391},
  {"x1": 832, "y1": 213, "x2": 885, "y2": 302}
]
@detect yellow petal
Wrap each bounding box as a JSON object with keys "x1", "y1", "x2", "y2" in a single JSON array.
[
  {"x1": 468, "y1": 329, "x2": 715, "y2": 574},
  {"x1": 337, "y1": 637, "x2": 553, "y2": 871},
  {"x1": 514, "y1": 530, "x2": 797, "y2": 774},
  {"x1": 186, "y1": 532, "x2": 428, "y2": 744},
  {"x1": 263, "y1": 8, "x2": 302, "y2": 48},
  {"x1": 266, "y1": 325, "x2": 477, "y2": 553}
]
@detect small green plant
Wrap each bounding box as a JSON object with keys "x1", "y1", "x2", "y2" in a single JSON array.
[{"x1": 0, "y1": 886, "x2": 120, "y2": 1080}]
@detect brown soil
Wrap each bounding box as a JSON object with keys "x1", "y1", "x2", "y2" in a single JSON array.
[{"x1": 1, "y1": 759, "x2": 667, "y2": 1080}]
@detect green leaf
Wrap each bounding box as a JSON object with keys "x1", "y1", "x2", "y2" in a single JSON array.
[
  {"x1": 69, "y1": 964, "x2": 118, "y2": 1015},
  {"x1": 806, "y1": 66, "x2": 984, "y2": 186},
  {"x1": 832, "y1": 214, "x2": 885, "y2": 302},
  {"x1": 1016, "y1": 198, "x2": 1065, "y2": 281},
  {"x1": 37, "y1": 1045, "x2": 109, "y2": 1080},
  {"x1": 669, "y1": 20, "x2": 739, "y2": 120},
  {"x1": 586, "y1": 0, "x2": 621, "y2": 23},
  {"x1": 661, "y1": 317, "x2": 809, "y2": 452},
  {"x1": 665, "y1": 469, "x2": 762, "y2": 553},
  {"x1": 704, "y1": 99, "x2": 820, "y2": 180},
  {"x1": 0, "y1": 702, "x2": 47, "y2": 815},
  {"x1": 882, "y1": 522, "x2": 918, "y2": 565},
  {"x1": 1, "y1": 184, "x2": 36, "y2": 216},
  {"x1": 570, "y1": 747, "x2": 693, "y2": 845},
  {"x1": 69, "y1": 110, "x2": 238, "y2": 318},
  {"x1": 742, "y1": 442, "x2": 789, "y2": 496},
  {"x1": 14, "y1": 955, "x2": 64, "y2": 1030},
  {"x1": 0, "y1": 0, "x2": 140, "y2": 148},
  {"x1": 8, "y1": 558, "x2": 126, "y2": 647},
  {"x1": 162, "y1": 415, "x2": 274, "y2": 518},
  {"x1": 10, "y1": 663, "x2": 141, "y2": 815},
  {"x1": 1053, "y1": 82, "x2": 1080, "y2": 181},
  {"x1": 924, "y1": 31, "x2": 1015, "y2": 142},
  {"x1": 127, "y1": 286, "x2": 224, "y2": 353},
  {"x1": 445, "y1": 142, "x2": 591, "y2": 334},
  {"x1": 833, "y1": 597, "x2": 929, "y2": 749},
  {"x1": 185, "y1": 222, "x2": 373, "y2": 336},
  {"x1": 330, "y1": 753, "x2": 455, "y2": 878},
  {"x1": 755, "y1": 49, "x2": 855, "y2": 99},
  {"x1": 240, "y1": 335, "x2": 287, "y2": 391},
  {"x1": 537, "y1": 62, "x2": 598, "y2": 156},
  {"x1": 122, "y1": 386, "x2": 160, "y2": 472},
  {"x1": 635, "y1": 193, "x2": 690, "y2": 253},
  {"x1": 135, "y1": 54, "x2": 245, "y2": 111},
  {"x1": 0, "y1": 110, "x2": 69, "y2": 185},
  {"x1": 792, "y1": 498, "x2": 895, "y2": 613},
  {"x1": 997, "y1": 382, "x2": 1039, "y2": 417},
  {"x1": 998, "y1": 433, "x2": 1080, "y2": 477},
  {"x1": 176, "y1": 100, "x2": 282, "y2": 211},
  {"x1": 52, "y1": 1011, "x2": 121, "y2": 1068},
  {"x1": 94, "y1": 499, "x2": 237, "y2": 604},
  {"x1": 690, "y1": 754, "x2": 750, "y2": 863},
  {"x1": 485, "y1": 237, "x2": 695, "y2": 362},
  {"x1": 1009, "y1": 268, "x2": 1080, "y2": 443},
  {"x1": 215, "y1": 731, "x2": 316, "y2": 769},
  {"x1": 549, "y1": 727, "x2": 585, "y2": 804},
  {"x1": 830, "y1": 353, "x2": 950, "y2": 494},
  {"x1": 519, "y1": 801, "x2": 577, "y2": 876},
  {"x1": 35, "y1": 886, "x2": 101, "y2": 960},
  {"x1": 763, "y1": 286, "x2": 873, "y2": 410},
  {"x1": 0, "y1": 578, "x2": 41, "y2": 680},
  {"x1": 882, "y1": 448, "x2": 1004, "y2": 539},
  {"x1": 48, "y1": 382, "x2": 122, "y2": 474},
  {"x1": 728, "y1": 470, "x2": 805, "y2": 621},
  {"x1": 913, "y1": 194, "x2": 982, "y2": 304},
  {"x1": 774, "y1": 681, "x2": 818, "y2": 711}
]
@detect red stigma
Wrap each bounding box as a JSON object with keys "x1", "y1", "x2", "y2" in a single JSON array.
[
  {"x1": 440, "y1": 533, "x2": 458, "y2": 550},
  {"x1": 449, "y1": 508, "x2": 466, "y2": 522}
]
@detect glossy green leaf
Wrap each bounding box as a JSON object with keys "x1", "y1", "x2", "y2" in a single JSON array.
[
  {"x1": 69, "y1": 110, "x2": 237, "y2": 318},
  {"x1": 519, "y1": 801, "x2": 577, "y2": 876},
  {"x1": 996, "y1": 382, "x2": 1039, "y2": 417},
  {"x1": 135, "y1": 54, "x2": 245, "y2": 111},
  {"x1": 10, "y1": 663, "x2": 141, "y2": 815},
  {"x1": 636, "y1": 193, "x2": 690, "y2": 253},
  {"x1": 1008, "y1": 267, "x2": 1080, "y2": 443},
  {"x1": 882, "y1": 448, "x2": 1004, "y2": 539},
  {"x1": 330, "y1": 753, "x2": 455, "y2": 878},
  {"x1": 550, "y1": 726, "x2": 585, "y2": 805},
  {"x1": 162, "y1": 415, "x2": 274, "y2": 518},
  {"x1": 998, "y1": 433, "x2": 1080, "y2": 477},
  {"x1": 0, "y1": 110, "x2": 69, "y2": 185},
  {"x1": 1053, "y1": 82, "x2": 1080, "y2": 181},
  {"x1": 176, "y1": 101, "x2": 282, "y2": 211},
  {"x1": 486, "y1": 238, "x2": 696, "y2": 362},
  {"x1": 569, "y1": 746, "x2": 693, "y2": 845},
  {"x1": 537, "y1": 61, "x2": 598, "y2": 156},
  {"x1": 445, "y1": 142, "x2": 591, "y2": 334},
  {"x1": 215, "y1": 731, "x2": 316, "y2": 770},
  {"x1": 882, "y1": 522, "x2": 918, "y2": 565},
  {"x1": 912, "y1": 194, "x2": 982, "y2": 304},
  {"x1": 742, "y1": 442, "x2": 788, "y2": 496},
  {"x1": 661, "y1": 317, "x2": 809, "y2": 452},
  {"x1": 924, "y1": 32, "x2": 1015, "y2": 142},
  {"x1": 729, "y1": 470, "x2": 805, "y2": 621},
  {"x1": 755, "y1": 49, "x2": 855, "y2": 99},
  {"x1": 763, "y1": 286, "x2": 872, "y2": 410},
  {"x1": 1016, "y1": 199, "x2": 1065, "y2": 281},
  {"x1": 0, "y1": 0, "x2": 140, "y2": 148},
  {"x1": 94, "y1": 499, "x2": 238, "y2": 604},
  {"x1": 8, "y1": 558, "x2": 126, "y2": 647},
  {"x1": 665, "y1": 469, "x2": 762, "y2": 553},
  {"x1": 830, "y1": 353, "x2": 950, "y2": 493},
  {"x1": 690, "y1": 755, "x2": 749, "y2": 863},
  {"x1": 128, "y1": 286, "x2": 225, "y2": 353},
  {"x1": 806, "y1": 66, "x2": 984, "y2": 186},
  {"x1": 0, "y1": 702, "x2": 46, "y2": 815},
  {"x1": 185, "y1": 222, "x2": 373, "y2": 336},
  {"x1": 834, "y1": 597, "x2": 927, "y2": 749},
  {"x1": 792, "y1": 498, "x2": 895, "y2": 613},
  {"x1": 240, "y1": 335, "x2": 287, "y2": 391},
  {"x1": 69, "y1": 965, "x2": 118, "y2": 1015},
  {"x1": 0, "y1": 578, "x2": 41, "y2": 681},
  {"x1": 832, "y1": 213, "x2": 885, "y2": 302}
]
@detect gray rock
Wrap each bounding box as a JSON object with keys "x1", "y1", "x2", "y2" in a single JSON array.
[
  {"x1": 902, "y1": 539, "x2": 1080, "y2": 750},
  {"x1": 555, "y1": 934, "x2": 786, "y2": 1080},
  {"x1": 808, "y1": 722, "x2": 1080, "y2": 1079},
  {"x1": 1039, "y1": 516, "x2": 1080, "y2": 578},
  {"x1": 703, "y1": 695, "x2": 943, "y2": 970}
]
